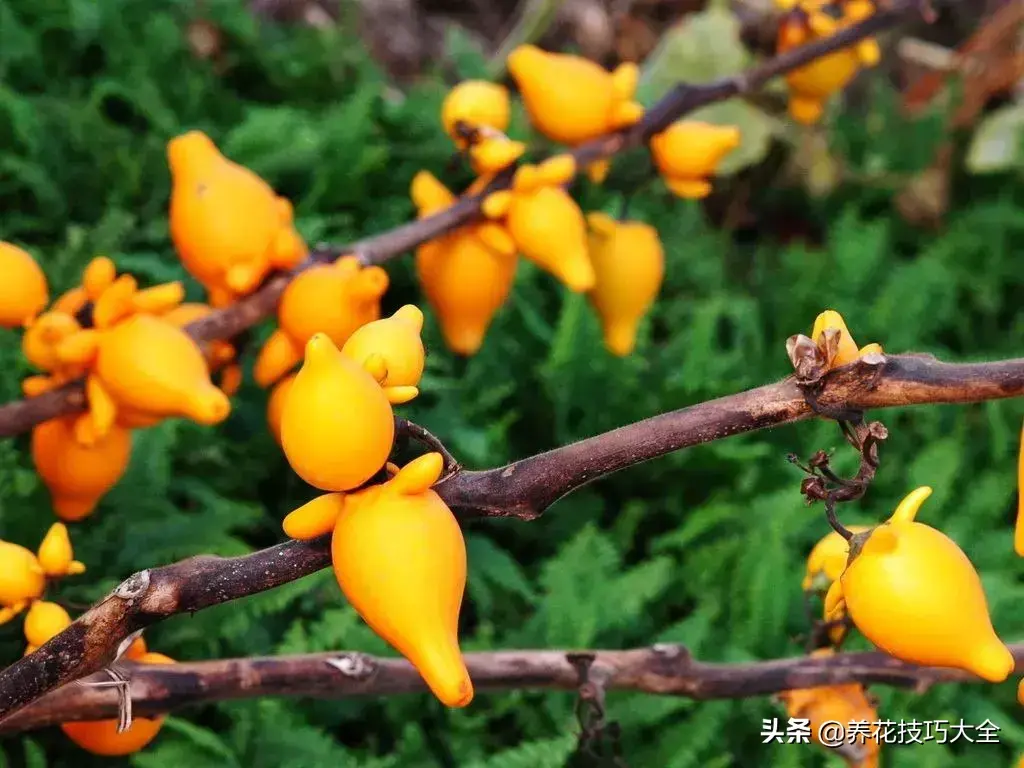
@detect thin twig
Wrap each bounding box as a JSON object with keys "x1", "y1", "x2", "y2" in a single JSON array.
[
  {"x1": 0, "y1": 0, "x2": 933, "y2": 439},
  {"x1": 2, "y1": 642, "x2": 1021, "y2": 734},
  {"x1": 2, "y1": 351, "x2": 1024, "y2": 723}
]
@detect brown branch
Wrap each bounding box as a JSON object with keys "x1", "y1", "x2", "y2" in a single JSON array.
[
  {"x1": 2, "y1": 350, "x2": 1024, "y2": 724},
  {"x1": 3, "y1": 642, "x2": 1021, "y2": 734},
  {"x1": 0, "y1": 0, "x2": 932, "y2": 439}
]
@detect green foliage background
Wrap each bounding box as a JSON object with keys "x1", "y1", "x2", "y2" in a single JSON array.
[{"x1": 2, "y1": 1, "x2": 1024, "y2": 766}]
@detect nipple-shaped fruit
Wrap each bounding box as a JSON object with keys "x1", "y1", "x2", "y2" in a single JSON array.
[
  {"x1": 168, "y1": 130, "x2": 306, "y2": 302},
  {"x1": 254, "y1": 256, "x2": 389, "y2": 387},
  {"x1": 0, "y1": 540, "x2": 45, "y2": 623},
  {"x1": 506, "y1": 45, "x2": 643, "y2": 146},
  {"x1": 341, "y1": 305, "x2": 425, "y2": 404},
  {"x1": 585, "y1": 213, "x2": 664, "y2": 355},
  {"x1": 441, "y1": 81, "x2": 524, "y2": 174},
  {"x1": 649, "y1": 121, "x2": 741, "y2": 199},
  {"x1": 59, "y1": 314, "x2": 230, "y2": 444},
  {"x1": 492, "y1": 185, "x2": 594, "y2": 292},
  {"x1": 22, "y1": 311, "x2": 83, "y2": 374},
  {"x1": 32, "y1": 416, "x2": 133, "y2": 521},
  {"x1": 0, "y1": 241, "x2": 48, "y2": 328},
  {"x1": 37, "y1": 523, "x2": 86, "y2": 578},
  {"x1": 280, "y1": 333, "x2": 395, "y2": 491},
  {"x1": 23, "y1": 600, "x2": 72, "y2": 654},
  {"x1": 777, "y1": 4, "x2": 879, "y2": 125},
  {"x1": 331, "y1": 453, "x2": 473, "y2": 707},
  {"x1": 442, "y1": 81, "x2": 510, "y2": 142},
  {"x1": 62, "y1": 652, "x2": 175, "y2": 755},
  {"x1": 1018, "y1": 417, "x2": 1024, "y2": 557},
  {"x1": 416, "y1": 229, "x2": 517, "y2": 356},
  {"x1": 824, "y1": 486, "x2": 1014, "y2": 682}
]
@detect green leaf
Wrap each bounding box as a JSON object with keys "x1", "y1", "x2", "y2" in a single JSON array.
[
  {"x1": 22, "y1": 739, "x2": 45, "y2": 768},
  {"x1": 965, "y1": 103, "x2": 1024, "y2": 174},
  {"x1": 639, "y1": 7, "x2": 750, "y2": 100}
]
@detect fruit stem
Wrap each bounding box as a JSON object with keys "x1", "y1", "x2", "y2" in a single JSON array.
[{"x1": 825, "y1": 496, "x2": 853, "y2": 541}]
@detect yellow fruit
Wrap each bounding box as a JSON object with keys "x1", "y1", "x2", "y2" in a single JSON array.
[
  {"x1": 0, "y1": 241, "x2": 48, "y2": 328},
  {"x1": 282, "y1": 454, "x2": 472, "y2": 706},
  {"x1": 779, "y1": 650, "x2": 880, "y2": 767},
  {"x1": 809, "y1": 309, "x2": 882, "y2": 370},
  {"x1": 168, "y1": 130, "x2": 306, "y2": 303},
  {"x1": 777, "y1": 4, "x2": 880, "y2": 125},
  {"x1": 254, "y1": 256, "x2": 389, "y2": 387},
  {"x1": 62, "y1": 652, "x2": 175, "y2": 756},
  {"x1": 585, "y1": 213, "x2": 664, "y2": 355},
  {"x1": 649, "y1": 121, "x2": 741, "y2": 199},
  {"x1": 416, "y1": 228, "x2": 517, "y2": 356},
  {"x1": 57, "y1": 314, "x2": 230, "y2": 445},
  {"x1": 280, "y1": 333, "x2": 395, "y2": 492},
  {"x1": 341, "y1": 305, "x2": 425, "y2": 404},
  {"x1": 0, "y1": 541, "x2": 45, "y2": 621},
  {"x1": 825, "y1": 487, "x2": 1014, "y2": 682},
  {"x1": 506, "y1": 45, "x2": 643, "y2": 145},
  {"x1": 442, "y1": 81, "x2": 511, "y2": 144},
  {"x1": 504, "y1": 186, "x2": 594, "y2": 292},
  {"x1": 36, "y1": 523, "x2": 86, "y2": 577},
  {"x1": 267, "y1": 373, "x2": 296, "y2": 446},
  {"x1": 32, "y1": 416, "x2": 133, "y2": 521},
  {"x1": 23, "y1": 600, "x2": 72, "y2": 649}
]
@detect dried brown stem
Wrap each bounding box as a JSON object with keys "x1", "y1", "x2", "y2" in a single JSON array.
[
  {"x1": 0, "y1": 0, "x2": 930, "y2": 439},
  {"x1": 3, "y1": 642, "x2": 1021, "y2": 734},
  {"x1": 2, "y1": 350, "x2": 1024, "y2": 724}
]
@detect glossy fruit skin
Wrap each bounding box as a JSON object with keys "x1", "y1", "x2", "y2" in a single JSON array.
[
  {"x1": 441, "y1": 81, "x2": 510, "y2": 144},
  {"x1": 168, "y1": 130, "x2": 306, "y2": 304},
  {"x1": 0, "y1": 241, "x2": 48, "y2": 328},
  {"x1": 506, "y1": 187, "x2": 594, "y2": 293},
  {"x1": 254, "y1": 257, "x2": 389, "y2": 387},
  {"x1": 94, "y1": 315, "x2": 231, "y2": 425},
  {"x1": 62, "y1": 652, "x2": 175, "y2": 756},
  {"x1": 827, "y1": 487, "x2": 1014, "y2": 683},
  {"x1": 585, "y1": 214, "x2": 664, "y2": 356},
  {"x1": 341, "y1": 305, "x2": 425, "y2": 404},
  {"x1": 36, "y1": 523, "x2": 86, "y2": 577},
  {"x1": 32, "y1": 416, "x2": 132, "y2": 521},
  {"x1": 0, "y1": 542, "x2": 45, "y2": 610},
  {"x1": 23, "y1": 600, "x2": 72, "y2": 649},
  {"x1": 280, "y1": 333, "x2": 395, "y2": 492},
  {"x1": 330, "y1": 454, "x2": 473, "y2": 707},
  {"x1": 506, "y1": 45, "x2": 641, "y2": 145},
  {"x1": 410, "y1": 171, "x2": 518, "y2": 356},
  {"x1": 648, "y1": 121, "x2": 741, "y2": 199},
  {"x1": 416, "y1": 231, "x2": 517, "y2": 356}
]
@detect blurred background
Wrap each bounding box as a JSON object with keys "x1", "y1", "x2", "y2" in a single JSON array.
[{"x1": 1, "y1": 0, "x2": 1024, "y2": 765}]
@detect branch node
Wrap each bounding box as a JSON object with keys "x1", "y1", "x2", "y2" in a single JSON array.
[
  {"x1": 325, "y1": 653, "x2": 376, "y2": 681},
  {"x1": 112, "y1": 571, "x2": 151, "y2": 602}
]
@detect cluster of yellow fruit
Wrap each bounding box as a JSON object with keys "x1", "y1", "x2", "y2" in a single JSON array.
[
  {"x1": 270, "y1": 311, "x2": 475, "y2": 707},
  {"x1": 4, "y1": 249, "x2": 238, "y2": 522},
  {"x1": 790, "y1": 311, "x2": 1020, "y2": 763},
  {"x1": 419, "y1": 44, "x2": 744, "y2": 356},
  {"x1": 0, "y1": 523, "x2": 84, "y2": 629},
  {"x1": 776, "y1": 0, "x2": 881, "y2": 124}
]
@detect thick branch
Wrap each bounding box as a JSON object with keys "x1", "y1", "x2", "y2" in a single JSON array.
[
  {"x1": 1, "y1": 351, "x2": 1023, "y2": 724},
  {"x1": 0, "y1": 0, "x2": 929, "y2": 439},
  {"x1": 3, "y1": 642, "x2": 1021, "y2": 734}
]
